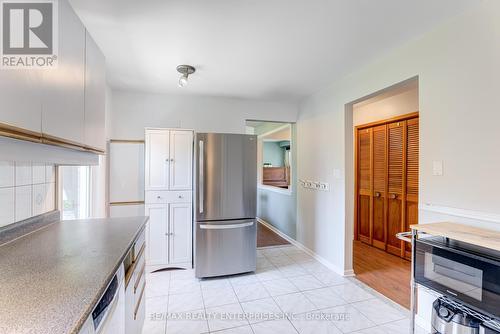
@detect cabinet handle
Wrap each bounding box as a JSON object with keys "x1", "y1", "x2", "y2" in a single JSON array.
[
  {"x1": 374, "y1": 192, "x2": 381, "y2": 198},
  {"x1": 178, "y1": 195, "x2": 183, "y2": 199},
  {"x1": 157, "y1": 196, "x2": 162, "y2": 200},
  {"x1": 170, "y1": 158, "x2": 174, "y2": 162},
  {"x1": 390, "y1": 194, "x2": 398, "y2": 199}
]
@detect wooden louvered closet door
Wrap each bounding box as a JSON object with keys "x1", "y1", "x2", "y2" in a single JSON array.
[
  {"x1": 357, "y1": 127, "x2": 372, "y2": 244},
  {"x1": 371, "y1": 125, "x2": 387, "y2": 250},
  {"x1": 404, "y1": 118, "x2": 419, "y2": 259},
  {"x1": 386, "y1": 121, "x2": 405, "y2": 257},
  {"x1": 355, "y1": 114, "x2": 419, "y2": 259}
]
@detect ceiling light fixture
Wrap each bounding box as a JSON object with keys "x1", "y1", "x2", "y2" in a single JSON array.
[{"x1": 177, "y1": 64, "x2": 196, "y2": 87}]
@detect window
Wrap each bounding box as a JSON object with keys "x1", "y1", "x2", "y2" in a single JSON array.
[
  {"x1": 246, "y1": 121, "x2": 293, "y2": 192},
  {"x1": 59, "y1": 166, "x2": 91, "y2": 220}
]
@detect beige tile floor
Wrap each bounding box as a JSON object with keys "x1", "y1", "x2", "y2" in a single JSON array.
[{"x1": 142, "y1": 245, "x2": 429, "y2": 334}]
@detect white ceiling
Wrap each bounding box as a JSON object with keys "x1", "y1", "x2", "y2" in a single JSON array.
[{"x1": 69, "y1": 0, "x2": 478, "y2": 101}]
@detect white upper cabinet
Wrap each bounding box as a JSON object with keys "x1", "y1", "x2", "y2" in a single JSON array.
[
  {"x1": 84, "y1": 32, "x2": 106, "y2": 151},
  {"x1": 41, "y1": 0, "x2": 85, "y2": 144},
  {"x1": 0, "y1": 70, "x2": 42, "y2": 133},
  {"x1": 145, "y1": 129, "x2": 193, "y2": 191},
  {"x1": 169, "y1": 131, "x2": 193, "y2": 190},
  {"x1": 0, "y1": 0, "x2": 106, "y2": 152},
  {"x1": 145, "y1": 129, "x2": 170, "y2": 190}
]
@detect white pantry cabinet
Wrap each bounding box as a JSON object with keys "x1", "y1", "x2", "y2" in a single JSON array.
[
  {"x1": 42, "y1": 0, "x2": 86, "y2": 144},
  {"x1": 145, "y1": 202, "x2": 192, "y2": 269},
  {"x1": 145, "y1": 128, "x2": 193, "y2": 270},
  {"x1": 145, "y1": 130, "x2": 170, "y2": 191},
  {"x1": 145, "y1": 129, "x2": 193, "y2": 191},
  {"x1": 145, "y1": 204, "x2": 168, "y2": 266}
]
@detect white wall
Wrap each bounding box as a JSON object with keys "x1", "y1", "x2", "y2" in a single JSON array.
[
  {"x1": 297, "y1": 0, "x2": 500, "y2": 278},
  {"x1": 109, "y1": 91, "x2": 298, "y2": 139},
  {"x1": 353, "y1": 87, "x2": 418, "y2": 126}
]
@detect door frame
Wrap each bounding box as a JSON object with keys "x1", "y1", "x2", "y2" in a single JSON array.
[{"x1": 353, "y1": 111, "x2": 419, "y2": 249}]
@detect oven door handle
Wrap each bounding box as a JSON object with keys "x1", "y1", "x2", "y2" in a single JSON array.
[{"x1": 396, "y1": 231, "x2": 413, "y2": 243}]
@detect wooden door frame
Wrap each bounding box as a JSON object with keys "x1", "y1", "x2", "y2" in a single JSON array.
[{"x1": 354, "y1": 111, "x2": 419, "y2": 243}]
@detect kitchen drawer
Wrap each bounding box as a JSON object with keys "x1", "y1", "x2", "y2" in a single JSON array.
[
  {"x1": 133, "y1": 229, "x2": 146, "y2": 261},
  {"x1": 133, "y1": 255, "x2": 146, "y2": 297},
  {"x1": 145, "y1": 191, "x2": 192, "y2": 204}
]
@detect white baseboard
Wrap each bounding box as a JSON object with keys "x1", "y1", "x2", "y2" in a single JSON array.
[{"x1": 257, "y1": 218, "x2": 350, "y2": 277}]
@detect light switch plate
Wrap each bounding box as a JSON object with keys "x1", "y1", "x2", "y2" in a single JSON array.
[{"x1": 433, "y1": 161, "x2": 443, "y2": 176}]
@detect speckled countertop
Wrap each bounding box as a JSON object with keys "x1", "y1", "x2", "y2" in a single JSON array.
[{"x1": 0, "y1": 216, "x2": 148, "y2": 334}]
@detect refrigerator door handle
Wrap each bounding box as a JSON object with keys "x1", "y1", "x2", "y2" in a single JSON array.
[
  {"x1": 199, "y1": 221, "x2": 254, "y2": 230},
  {"x1": 199, "y1": 140, "x2": 204, "y2": 214}
]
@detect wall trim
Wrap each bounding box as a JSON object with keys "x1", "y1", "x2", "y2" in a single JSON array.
[
  {"x1": 257, "y1": 218, "x2": 352, "y2": 277},
  {"x1": 420, "y1": 203, "x2": 500, "y2": 224}
]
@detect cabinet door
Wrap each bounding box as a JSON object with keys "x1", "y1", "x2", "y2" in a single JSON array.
[
  {"x1": 0, "y1": 70, "x2": 42, "y2": 133},
  {"x1": 372, "y1": 125, "x2": 387, "y2": 250},
  {"x1": 357, "y1": 128, "x2": 372, "y2": 244},
  {"x1": 168, "y1": 202, "x2": 192, "y2": 265},
  {"x1": 84, "y1": 31, "x2": 106, "y2": 152},
  {"x1": 405, "y1": 118, "x2": 419, "y2": 258},
  {"x1": 145, "y1": 204, "x2": 168, "y2": 266},
  {"x1": 387, "y1": 121, "x2": 404, "y2": 257},
  {"x1": 42, "y1": 0, "x2": 85, "y2": 144},
  {"x1": 169, "y1": 130, "x2": 193, "y2": 190},
  {"x1": 145, "y1": 130, "x2": 170, "y2": 190}
]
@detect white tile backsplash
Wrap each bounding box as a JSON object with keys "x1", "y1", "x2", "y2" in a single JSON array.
[
  {"x1": 32, "y1": 163, "x2": 46, "y2": 184},
  {"x1": 33, "y1": 183, "x2": 48, "y2": 216},
  {"x1": 45, "y1": 165, "x2": 55, "y2": 183},
  {"x1": 0, "y1": 161, "x2": 56, "y2": 228},
  {"x1": 0, "y1": 188, "x2": 15, "y2": 227},
  {"x1": 15, "y1": 185, "x2": 32, "y2": 222},
  {"x1": 15, "y1": 162, "x2": 32, "y2": 186},
  {"x1": 0, "y1": 161, "x2": 14, "y2": 188}
]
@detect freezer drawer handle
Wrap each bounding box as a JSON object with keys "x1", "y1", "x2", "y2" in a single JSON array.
[{"x1": 200, "y1": 221, "x2": 254, "y2": 230}]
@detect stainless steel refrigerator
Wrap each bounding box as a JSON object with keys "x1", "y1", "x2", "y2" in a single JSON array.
[{"x1": 194, "y1": 133, "x2": 257, "y2": 278}]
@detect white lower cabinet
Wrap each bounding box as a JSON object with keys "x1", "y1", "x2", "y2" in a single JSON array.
[
  {"x1": 145, "y1": 199, "x2": 192, "y2": 270},
  {"x1": 145, "y1": 204, "x2": 168, "y2": 266},
  {"x1": 125, "y1": 230, "x2": 146, "y2": 334},
  {"x1": 169, "y1": 203, "x2": 192, "y2": 265}
]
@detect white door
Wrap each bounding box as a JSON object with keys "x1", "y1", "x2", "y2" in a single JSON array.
[
  {"x1": 169, "y1": 131, "x2": 193, "y2": 190},
  {"x1": 168, "y1": 203, "x2": 192, "y2": 265},
  {"x1": 145, "y1": 130, "x2": 170, "y2": 190},
  {"x1": 145, "y1": 204, "x2": 168, "y2": 266}
]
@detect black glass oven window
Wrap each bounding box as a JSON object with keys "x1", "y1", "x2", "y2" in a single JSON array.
[{"x1": 424, "y1": 252, "x2": 483, "y2": 301}]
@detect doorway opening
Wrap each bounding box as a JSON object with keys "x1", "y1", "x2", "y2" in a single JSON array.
[
  {"x1": 350, "y1": 77, "x2": 419, "y2": 308},
  {"x1": 245, "y1": 120, "x2": 296, "y2": 248}
]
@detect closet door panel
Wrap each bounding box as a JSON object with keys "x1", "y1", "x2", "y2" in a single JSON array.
[
  {"x1": 386, "y1": 122, "x2": 404, "y2": 256},
  {"x1": 405, "y1": 118, "x2": 419, "y2": 257},
  {"x1": 372, "y1": 125, "x2": 387, "y2": 249},
  {"x1": 357, "y1": 128, "x2": 372, "y2": 244}
]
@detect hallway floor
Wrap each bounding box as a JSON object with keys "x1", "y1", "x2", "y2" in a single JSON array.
[
  {"x1": 257, "y1": 222, "x2": 290, "y2": 248},
  {"x1": 142, "y1": 244, "x2": 428, "y2": 334},
  {"x1": 353, "y1": 241, "x2": 411, "y2": 309}
]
